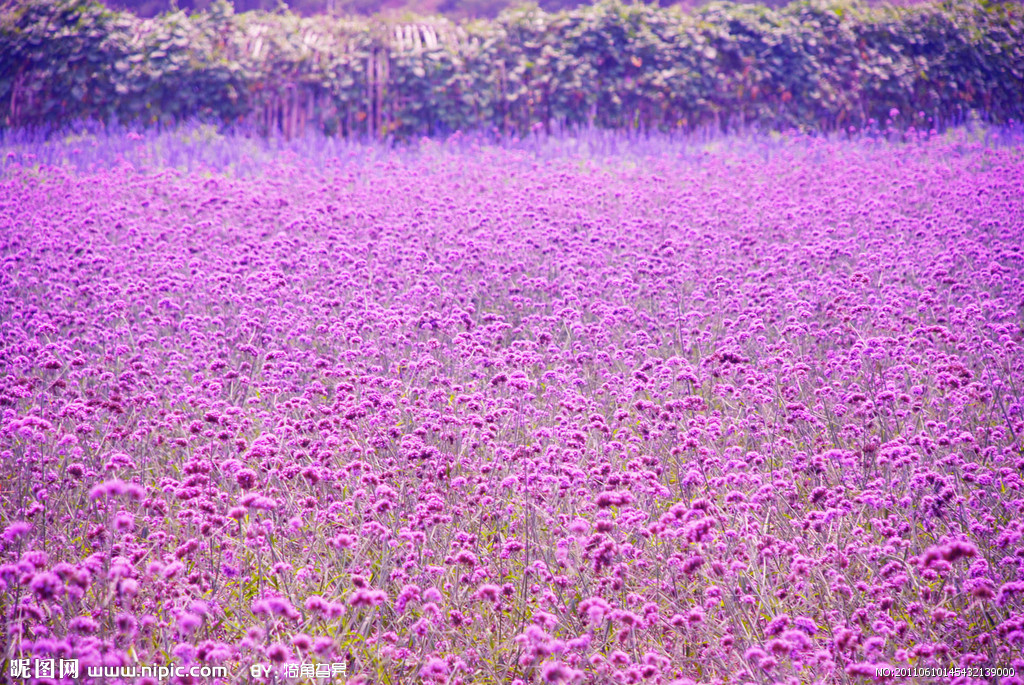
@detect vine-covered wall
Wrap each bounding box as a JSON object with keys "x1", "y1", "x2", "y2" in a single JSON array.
[{"x1": 2, "y1": 0, "x2": 1022, "y2": 137}]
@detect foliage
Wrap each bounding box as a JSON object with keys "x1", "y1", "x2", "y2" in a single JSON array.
[{"x1": 1, "y1": 0, "x2": 1022, "y2": 137}]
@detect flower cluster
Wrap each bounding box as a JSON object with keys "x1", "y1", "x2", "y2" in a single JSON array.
[{"x1": 1, "y1": 130, "x2": 1023, "y2": 683}]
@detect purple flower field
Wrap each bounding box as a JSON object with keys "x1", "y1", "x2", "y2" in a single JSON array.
[{"x1": 2, "y1": 130, "x2": 1024, "y2": 685}]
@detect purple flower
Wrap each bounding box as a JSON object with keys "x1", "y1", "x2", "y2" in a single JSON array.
[
  {"x1": 420, "y1": 657, "x2": 448, "y2": 678},
  {"x1": 2, "y1": 522, "x2": 32, "y2": 542},
  {"x1": 29, "y1": 572, "x2": 63, "y2": 600},
  {"x1": 540, "y1": 660, "x2": 582, "y2": 683}
]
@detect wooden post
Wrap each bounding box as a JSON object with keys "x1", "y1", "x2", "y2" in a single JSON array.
[
  {"x1": 289, "y1": 83, "x2": 298, "y2": 139},
  {"x1": 368, "y1": 49, "x2": 376, "y2": 137},
  {"x1": 379, "y1": 45, "x2": 389, "y2": 137}
]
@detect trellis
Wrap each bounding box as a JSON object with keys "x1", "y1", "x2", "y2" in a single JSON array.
[{"x1": 237, "y1": 18, "x2": 471, "y2": 139}]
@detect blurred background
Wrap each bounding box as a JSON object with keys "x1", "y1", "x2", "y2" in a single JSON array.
[
  {"x1": 101, "y1": 0, "x2": 671, "y2": 20},
  {"x1": 98, "y1": 0, "x2": 919, "y2": 20}
]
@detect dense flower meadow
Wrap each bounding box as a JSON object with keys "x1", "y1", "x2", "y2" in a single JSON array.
[{"x1": 1, "y1": 130, "x2": 1024, "y2": 685}]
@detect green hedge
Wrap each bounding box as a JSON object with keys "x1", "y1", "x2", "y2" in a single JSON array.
[{"x1": 1, "y1": 0, "x2": 1022, "y2": 137}]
